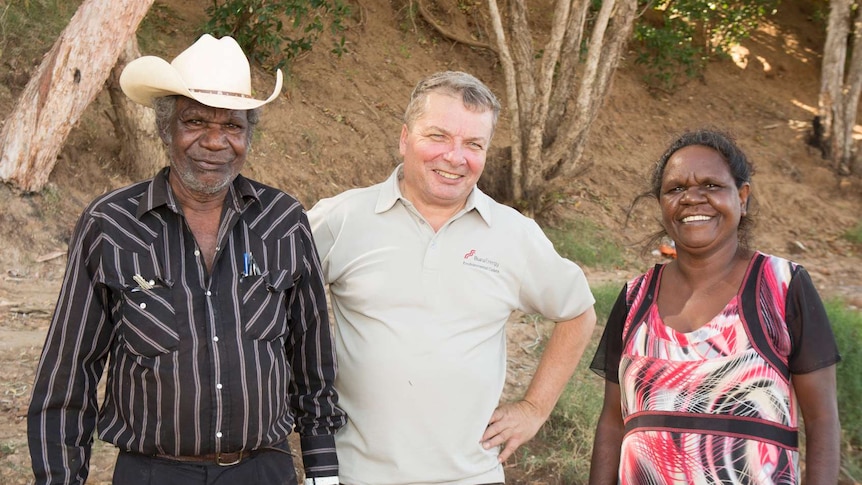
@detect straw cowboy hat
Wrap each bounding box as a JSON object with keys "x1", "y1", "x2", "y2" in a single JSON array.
[{"x1": 120, "y1": 34, "x2": 282, "y2": 110}]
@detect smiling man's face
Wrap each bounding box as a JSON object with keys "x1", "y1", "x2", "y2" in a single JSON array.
[
  {"x1": 165, "y1": 96, "x2": 250, "y2": 196},
  {"x1": 398, "y1": 91, "x2": 494, "y2": 216}
]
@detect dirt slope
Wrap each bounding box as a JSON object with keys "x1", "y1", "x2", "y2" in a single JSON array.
[{"x1": 0, "y1": 0, "x2": 860, "y2": 483}]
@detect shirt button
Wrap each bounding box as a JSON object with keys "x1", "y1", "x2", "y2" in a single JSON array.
[
  {"x1": 213, "y1": 336, "x2": 219, "y2": 342},
  {"x1": 216, "y1": 432, "x2": 222, "y2": 438},
  {"x1": 139, "y1": 303, "x2": 146, "y2": 309},
  {"x1": 205, "y1": 291, "x2": 212, "y2": 296},
  {"x1": 216, "y1": 383, "x2": 223, "y2": 390},
  {"x1": 194, "y1": 249, "x2": 200, "y2": 256}
]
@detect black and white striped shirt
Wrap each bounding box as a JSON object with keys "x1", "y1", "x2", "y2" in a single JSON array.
[{"x1": 28, "y1": 168, "x2": 345, "y2": 484}]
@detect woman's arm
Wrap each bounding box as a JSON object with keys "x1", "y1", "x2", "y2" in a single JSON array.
[
  {"x1": 588, "y1": 380, "x2": 624, "y2": 485},
  {"x1": 794, "y1": 365, "x2": 840, "y2": 485}
]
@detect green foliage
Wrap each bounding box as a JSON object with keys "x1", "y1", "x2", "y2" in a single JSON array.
[
  {"x1": 828, "y1": 298, "x2": 862, "y2": 447},
  {"x1": 634, "y1": 20, "x2": 703, "y2": 89},
  {"x1": 516, "y1": 283, "x2": 622, "y2": 483},
  {"x1": 634, "y1": 0, "x2": 778, "y2": 89},
  {"x1": 204, "y1": 0, "x2": 350, "y2": 70},
  {"x1": 543, "y1": 219, "x2": 626, "y2": 269}
]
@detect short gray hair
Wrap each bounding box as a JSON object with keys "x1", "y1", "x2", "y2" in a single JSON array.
[
  {"x1": 153, "y1": 95, "x2": 261, "y2": 144},
  {"x1": 403, "y1": 71, "x2": 500, "y2": 131}
]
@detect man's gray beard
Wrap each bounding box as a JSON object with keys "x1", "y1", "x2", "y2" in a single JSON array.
[{"x1": 175, "y1": 165, "x2": 236, "y2": 195}]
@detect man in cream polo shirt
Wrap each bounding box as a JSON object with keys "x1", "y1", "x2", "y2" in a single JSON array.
[{"x1": 308, "y1": 71, "x2": 596, "y2": 485}]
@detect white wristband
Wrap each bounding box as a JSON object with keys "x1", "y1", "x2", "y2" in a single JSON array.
[{"x1": 304, "y1": 477, "x2": 339, "y2": 485}]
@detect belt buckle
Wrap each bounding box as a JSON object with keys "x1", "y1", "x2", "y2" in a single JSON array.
[{"x1": 216, "y1": 451, "x2": 244, "y2": 466}]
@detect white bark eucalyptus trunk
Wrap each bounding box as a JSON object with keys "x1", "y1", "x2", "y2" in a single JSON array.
[
  {"x1": 835, "y1": 4, "x2": 862, "y2": 175},
  {"x1": 106, "y1": 37, "x2": 169, "y2": 181},
  {"x1": 818, "y1": 0, "x2": 858, "y2": 175},
  {"x1": 487, "y1": 0, "x2": 637, "y2": 215},
  {"x1": 0, "y1": 0, "x2": 154, "y2": 192}
]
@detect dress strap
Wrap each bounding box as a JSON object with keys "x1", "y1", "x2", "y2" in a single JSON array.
[
  {"x1": 621, "y1": 264, "x2": 663, "y2": 348},
  {"x1": 739, "y1": 253, "x2": 791, "y2": 379}
]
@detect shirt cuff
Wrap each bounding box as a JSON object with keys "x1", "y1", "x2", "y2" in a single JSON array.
[
  {"x1": 300, "y1": 434, "x2": 339, "y2": 477},
  {"x1": 304, "y1": 477, "x2": 339, "y2": 485}
]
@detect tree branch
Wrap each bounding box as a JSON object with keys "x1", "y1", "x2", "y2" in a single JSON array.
[{"x1": 416, "y1": 0, "x2": 496, "y2": 52}]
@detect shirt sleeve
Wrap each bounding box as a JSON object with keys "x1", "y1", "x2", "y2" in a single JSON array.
[
  {"x1": 27, "y1": 210, "x2": 113, "y2": 485},
  {"x1": 589, "y1": 284, "x2": 628, "y2": 383},
  {"x1": 516, "y1": 218, "x2": 595, "y2": 320},
  {"x1": 287, "y1": 210, "x2": 347, "y2": 477},
  {"x1": 306, "y1": 199, "x2": 335, "y2": 283},
  {"x1": 786, "y1": 266, "x2": 841, "y2": 374}
]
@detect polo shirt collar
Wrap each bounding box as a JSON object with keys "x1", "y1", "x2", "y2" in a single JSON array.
[
  {"x1": 374, "y1": 164, "x2": 493, "y2": 226},
  {"x1": 136, "y1": 167, "x2": 260, "y2": 218}
]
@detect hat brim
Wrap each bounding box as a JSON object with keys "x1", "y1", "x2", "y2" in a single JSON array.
[{"x1": 119, "y1": 56, "x2": 282, "y2": 110}]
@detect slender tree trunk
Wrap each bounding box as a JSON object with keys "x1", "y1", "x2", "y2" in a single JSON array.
[
  {"x1": 106, "y1": 37, "x2": 169, "y2": 180},
  {"x1": 488, "y1": 0, "x2": 524, "y2": 202},
  {"x1": 485, "y1": 0, "x2": 636, "y2": 216},
  {"x1": 836, "y1": 4, "x2": 862, "y2": 175},
  {"x1": 818, "y1": 0, "x2": 851, "y2": 166},
  {"x1": 0, "y1": 0, "x2": 154, "y2": 192}
]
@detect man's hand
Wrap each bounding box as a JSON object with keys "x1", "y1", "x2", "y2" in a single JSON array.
[{"x1": 481, "y1": 399, "x2": 547, "y2": 463}]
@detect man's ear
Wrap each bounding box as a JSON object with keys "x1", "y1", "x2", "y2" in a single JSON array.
[
  {"x1": 158, "y1": 126, "x2": 171, "y2": 146},
  {"x1": 398, "y1": 124, "x2": 409, "y2": 156}
]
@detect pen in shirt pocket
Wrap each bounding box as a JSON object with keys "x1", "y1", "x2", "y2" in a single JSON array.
[
  {"x1": 242, "y1": 252, "x2": 261, "y2": 277},
  {"x1": 131, "y1": 274, "x2": 155, "y2": 292}
]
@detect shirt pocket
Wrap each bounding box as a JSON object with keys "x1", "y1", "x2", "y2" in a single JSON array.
[
  {"x1": 240, "y1": 269, "x2": 295, "y2": 341},
  {"x1": 118, "y1": 279, "x2": 179, "y2": 357}
]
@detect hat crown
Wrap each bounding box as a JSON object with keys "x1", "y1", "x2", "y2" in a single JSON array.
[
  {"x1": 171, "y1": 34, "x2": 252, "y2": 97},
  {"x1": 119, "y1": 34, "x2": 282, "y2": 110}
]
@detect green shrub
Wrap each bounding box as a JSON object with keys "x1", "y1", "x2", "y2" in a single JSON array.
[
  {"x1": 634, "y1": 19, "x2": 703, "y2": 89},
  {"x1": 204, "y1": 0, "x2": 350, "y2": 70},
  {"x1": 828, "y1": 298, "x2": 862, "y2": 446},
  {"x1": 634, "y1": 0, "x2": 778, "y2": 89},
  {"x1": 544, "y1": 219, "x2": 625, "y2": 270}
]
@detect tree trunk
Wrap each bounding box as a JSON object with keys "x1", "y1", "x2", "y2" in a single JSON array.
[
  {"x1": 0, "y1": 0, "x2": 154, "y2": 192},
  {"x1": 836, "y1": 4, "x2": 862, "y2": 175},
  {"x1": 106, "y1": 37, "x2": 169, "y2": 180},
  {"x1": 818, "y1": 0, "x2": 851, "y2": 167},
  {"x1": 488, "y1": 0, "x2": 524, "y2": 202},
  {"x1": 486, "y1": 0, "x2": 636, "y2": 216}
]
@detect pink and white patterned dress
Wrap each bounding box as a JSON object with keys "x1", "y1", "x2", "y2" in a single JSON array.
[{"x1": 590, "y1": 252, "x2": 840, "y2": 484}]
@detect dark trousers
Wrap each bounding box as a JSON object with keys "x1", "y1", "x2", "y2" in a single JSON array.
[{"x1": 112, "y1": 448, "x2": 298, "y2": 485}]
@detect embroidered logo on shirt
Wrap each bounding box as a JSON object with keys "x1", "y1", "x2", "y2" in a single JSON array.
[{"x1": 462, "y1": 249, "x2": 500, "y2": 273}]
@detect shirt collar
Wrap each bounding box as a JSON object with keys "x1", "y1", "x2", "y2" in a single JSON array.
[
  {"x1": 135, "y1": 167, "x2": 260, "y2": 218},
  {"x1": 374, "y1": 164, "x2": 493, "y2": 225}
]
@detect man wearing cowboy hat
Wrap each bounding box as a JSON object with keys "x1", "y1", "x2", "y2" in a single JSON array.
[{"x1": 27, "y1": 34, "x2": 345, "y2": 485}]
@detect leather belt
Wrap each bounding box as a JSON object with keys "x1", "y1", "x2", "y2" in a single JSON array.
[{"x1": 155, "y1": 450, "x2": 251, "y2": 466}]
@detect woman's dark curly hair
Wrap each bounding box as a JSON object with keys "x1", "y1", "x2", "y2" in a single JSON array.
[{"x1": 627, "y1": 128, "x2": 757, "y2": 252}]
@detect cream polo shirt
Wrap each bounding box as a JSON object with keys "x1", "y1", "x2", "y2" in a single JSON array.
[{"x1": 308, "y1": 165, "x2": 594, "y2": 485}]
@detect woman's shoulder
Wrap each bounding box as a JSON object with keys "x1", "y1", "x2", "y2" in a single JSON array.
[{"x1": 753, "y1": 251, "x2": 803, "y2": 277}]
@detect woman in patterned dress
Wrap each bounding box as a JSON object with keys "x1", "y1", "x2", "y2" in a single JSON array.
[{"x1": 587, "y1": 129, "x2": 841, "y2": 485}]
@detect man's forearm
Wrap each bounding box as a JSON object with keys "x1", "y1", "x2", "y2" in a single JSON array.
[{"x1": 523, "y1": 307, "x2": 597, "y2": 416}]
